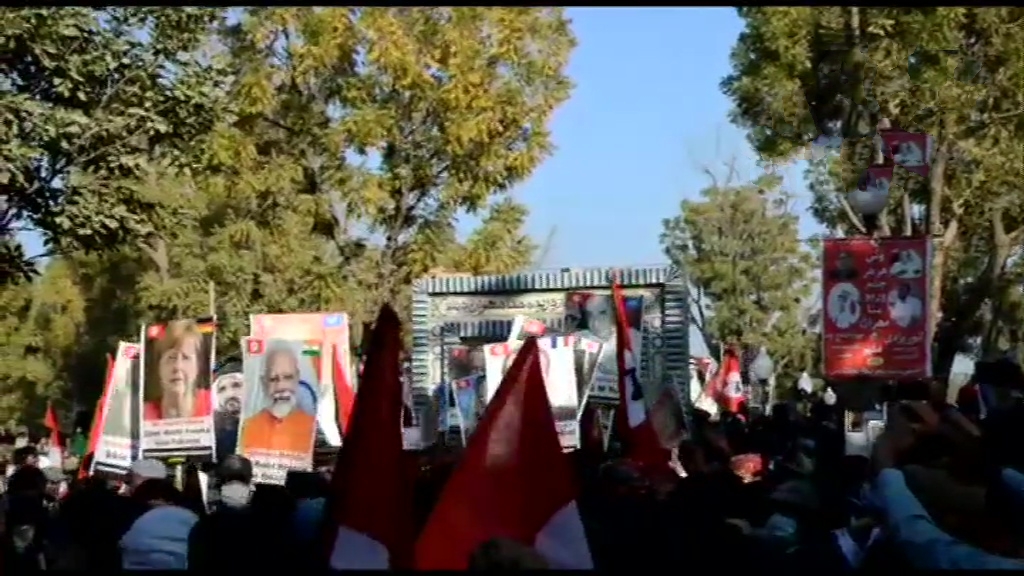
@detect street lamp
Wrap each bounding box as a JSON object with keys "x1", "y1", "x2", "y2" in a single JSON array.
[
  {"x1": 797, "y1": 372, "x2": 814, "y2": 396},
  {"x1": 750, "y1": 346, "x2": 775, "y2": 412},
  {"x1": 847, "y1": 173, "x2": 890, "y2": 235}
]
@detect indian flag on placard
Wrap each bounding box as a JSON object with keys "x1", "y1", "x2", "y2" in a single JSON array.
[{"x1": 302, "y1": 341, "x2": 322, "y2": 356}]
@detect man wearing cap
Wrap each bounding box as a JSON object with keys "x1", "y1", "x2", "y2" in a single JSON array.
[{"x1": 127, "y1": 459, "x2": 168, "y2": 494}]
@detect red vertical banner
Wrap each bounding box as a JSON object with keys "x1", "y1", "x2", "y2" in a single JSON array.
[{"x1": 822, "y1": 237, "x2": 931, "y2": 380}]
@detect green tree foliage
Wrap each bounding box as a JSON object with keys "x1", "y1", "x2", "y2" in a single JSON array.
[
  {"x1": 721, "y1": 7, "x2": 1024, "y2": 373},
  {"x1": 661, "y1": 170, "x2": 817, "y2": 385},
  {"x1": 1, "y1": 8, "x2": 229, "y2": 284},
  {"x1": 218, "y1": 7, "x2": 572, "y2": 310},
  {"x1": 0, "y1": 7, "x2": 573, "y2": 418}
]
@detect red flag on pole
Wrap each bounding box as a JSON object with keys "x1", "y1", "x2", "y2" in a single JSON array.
[
  {"x1": 80, "y1": 352, "x2": 115, "y2": 478},
  {"x1": 44, "y1": 400, "x2": 64, "y2": 463},
  {"x1": 612, "y1": 281, "x2": 671, "y2": 468},
  {"x1": 325, "y1": 305, "x2": 414, "y2": 569},
  {"x1": 414, "y1": 337, "x2": 593, "y2": 569},
  {"x1": 333, "y1": 344, "x2": 357, "y2": 436}
]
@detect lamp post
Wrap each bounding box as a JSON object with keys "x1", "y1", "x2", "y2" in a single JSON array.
[
  {"x1": 846, "y1": 175, "x2": 891, "y2": 236},
  {"x1": 841, "y1": 175, "x2": 893, "y2": 440},
  {"x1": 750, "y1": 346, "x2": 775, "y2": 414}
]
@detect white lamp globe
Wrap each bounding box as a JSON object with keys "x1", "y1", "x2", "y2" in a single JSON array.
[
  {"x1": 847, "y1": 184, "x2": 889, "y2": 216},
  {"x1": 750, "y1": 346, "x2": 774, "y2": 381},
  {"x1": 797, "y1": 372, "x2": 814, "y2": 394}
]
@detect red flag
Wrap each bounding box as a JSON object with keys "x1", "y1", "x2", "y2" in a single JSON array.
[
  {"x1": 44, "y1": 400, "x2": 64, "y2": 462},
  {"x1": 333, "y1": 344, "x2": 357, "y2": 435},
  {"x1": 711, "y1": 348, "x2": 745, "y2": 414},
  {"x1": 326, "y1": 305, "x2": 414, "y2": 569},
  {"x1": 612, "y1": 282, "x2": 671, "y2": 468},
  {"x1": 415, "y1": 338, "x2": 593, "y2": 569},
  {"x1": 80, "y1": 352, "x2": 116, "y2": 478},
  {"x1": 578, "y1": 403, "x2": 605, "y2": 458}
]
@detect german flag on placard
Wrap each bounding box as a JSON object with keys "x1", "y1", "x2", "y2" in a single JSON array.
[{"x1": 197, "y1": 321, "x2": 216, "y2": 334}]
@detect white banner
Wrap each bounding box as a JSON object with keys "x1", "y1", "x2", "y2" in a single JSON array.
[
  {"x1": 483, "y1": 336, "x2": 579, "y2": 448},
  {"x1": 94, "y1": 341, "x2": 141, "y2": 473},
  {"x1": 141, "y1": 417, "x2": 214, "y2": 452}
]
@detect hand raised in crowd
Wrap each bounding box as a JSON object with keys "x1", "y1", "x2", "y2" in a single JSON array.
[{"x1": 871, "y1": 401, "x2": 933, "y2": 473}]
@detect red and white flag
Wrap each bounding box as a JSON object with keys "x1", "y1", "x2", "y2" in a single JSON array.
[
  {"x1": 612, "y1": 282, "x2": 670, "y2": 468},
  {"x1": 44, "y1": 400, "x2": 64, "y2": 465},
  {"x1": 326, "y1": 305, "x2": 414, "y2": 569},
  {"x1": 713, "y1": 348, "x2": 745, "y2": 415},
  {"x1": 415, "y1": 337, "x2": 593, "y2": 569}
]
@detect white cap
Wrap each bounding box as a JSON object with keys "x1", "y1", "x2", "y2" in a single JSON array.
[{"x1": 129, "y1": 459, "x2": 168, "y2": 481}]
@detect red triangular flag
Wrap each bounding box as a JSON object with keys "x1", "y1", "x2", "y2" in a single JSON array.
[
  {"x1": 326, "y1": 305, "x2": 414, "y2": 569},
  {"x1": 44, "y1": 400, "x2": 64, "y2": 463},
  {"x1": 44, "y1": 401, "x2": 59, "y2": 432},
  {"x1": 612, "y1": 282, "x2": 670, "y2": 467},
  {"x1": 333, "y1": 344, "x2": 357, "y2": 436},
  {"x1": 414, "y1": 338, "x2": 593, "y2": 569},
  {"x1": 80, "y1": 352, "x2": 115, "y2": 478}
]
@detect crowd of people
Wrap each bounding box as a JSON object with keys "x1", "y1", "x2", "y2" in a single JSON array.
[{"x1": 1, "y1": 378, "x2": 1024, "y2": 570}]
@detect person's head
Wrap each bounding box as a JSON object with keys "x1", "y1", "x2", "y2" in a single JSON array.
[
  {"x1": 584, "y1": 295, "x2": 614, "y2": 340},
  {"x1": 147, "y1": 320, "x2": 204, "y2": 403},
  {"x1": 13, "y1": 445, "x2": 38, "y2": 468},
  {"x1": 7, "y1": 465, "x2": 47, "y2": 498},
  {"x1": 468, "y1": 538, "x2": 549, "y2": 569},
  {"x1": 42, "y1": 467, "x2": 66, "y2": 499},
  {"x1": 262, "y1": 345, "x2": 301, "y2": 419},
  {"x1": 132, "y1": 477, "x2": 183, "y2": 507},
  {"x1": 214, "y1": 372, "x2": 244, "y2": 415},
  {"x1": 218, "y1": 454, "x2": 253, "y2": 486},
  {"x1": 128, "y1": 458, "x2": 169, "y2": 492},
  {"x1": 897, "y1": 282, "x2": 911, "y2": 300}
]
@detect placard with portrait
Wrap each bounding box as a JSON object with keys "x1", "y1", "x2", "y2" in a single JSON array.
[
  {"x1": 93, "y1": 341, "x2": 141, "y2": 474},
  {"x1": 239, "y1": 338, "x2": 321, "y2": 485},
  {"x1": 565, "y1": 292, "x2": 645, "y2": 401},
  {"x1": 139, "y1": 319, "x2": 217, "y2": 458}
]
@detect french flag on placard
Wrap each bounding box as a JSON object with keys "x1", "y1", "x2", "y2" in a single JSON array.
[
  {"x1": 415, "y1": 337, "x2": 593, "y2": 569},
  {"x1": 326, "y1": 306, "x2": 414, "y2": 569}
]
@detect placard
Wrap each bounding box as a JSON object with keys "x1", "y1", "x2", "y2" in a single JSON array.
[
  {"x1": 566, "y1": 292, "x2": 645, "y2": 400},
  {"x1": 483, "y1": 336, "x2": 580, "y2": 448},
  {"x1": 239, "y1": 338, "x2": 321, "y2": 484},
  {"x1": 140, "y1": 319, "x2": 216, "y2": 458},
  {"x1": 93, "y1": 342, "x2": 141, "y2": 474},
  {"x1": 822, "y1": 237, "x2": 931, "y2": 380},
  {"x1": 251, "y1": 313, "x2": 351, "y2": 446}
]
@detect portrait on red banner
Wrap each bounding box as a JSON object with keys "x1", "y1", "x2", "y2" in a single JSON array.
[{"x1": 822, "y1": 237, "x2": 931, "y2": 380}]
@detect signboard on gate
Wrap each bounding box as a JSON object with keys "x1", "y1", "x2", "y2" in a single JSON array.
[{"x1": 822, "y1": 237, "x2": 931, "y2": 380}]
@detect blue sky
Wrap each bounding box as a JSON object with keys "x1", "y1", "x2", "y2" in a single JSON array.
[{"x1": 504, "y1": 7, "x2": 821, "y2": 269}]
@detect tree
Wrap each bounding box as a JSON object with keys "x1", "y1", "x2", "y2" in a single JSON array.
[
  {"x1": 0, "y1": 7, "x2": 571, "y2": 419},
  {"x1": 1, "y1": 8, "x2": 230, "y2": 285},
  {"x1": 661, "y1": 169, "x2": 817, "y2": 386},
  {"x1": 221, "y1": 7, "x2": 574, "y2": 316},
  {"x1": 721, "y1": 7, "x2": 1024, "y2": 373}
]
